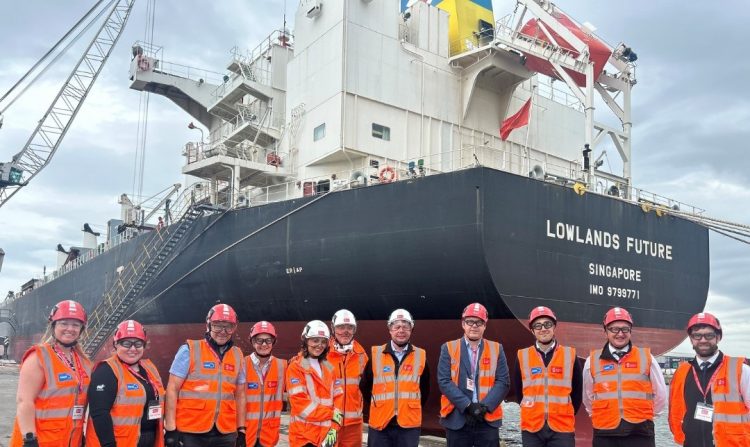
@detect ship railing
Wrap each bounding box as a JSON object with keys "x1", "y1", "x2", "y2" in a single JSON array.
[
  {"x1": 492, "y1": 19, "x2": 584, "y2": 66},
  {"x1": 208, "y1": 101, "x2": 283, "y2": 146},
  {"x1": 233, "y1": 29, "x2": 294, "y2": 68},
  {"x1": 131, "y1": 40, "x2": 225, "y2": 85}
]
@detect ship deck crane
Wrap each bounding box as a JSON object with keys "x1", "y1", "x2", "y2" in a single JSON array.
[{"x1": 0, "y1": 0, "x2": 137, "y2": 208}]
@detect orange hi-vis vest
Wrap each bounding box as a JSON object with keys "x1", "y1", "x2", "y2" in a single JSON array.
[
  {"x1": 244, "y1": 355, "x2": 286, "y2": 447},
  {"x1": 439, "y1": 339, "x2": 503, "y2": 422},
  {"x1": 85, "y1": 356, "x2": 165, "y2": 447},
  {"x1": 590, "y1": 346, "x2": 654, "y2": 430},
  {"x1": 175, "y1": 339, "x2": 243, "y2": 434},
  {"x1": 517, "y1": 344, "x2": 576, "y2": 433},
  {"x1": 369, "y1": 344, "x2": 426, "y2": 430},
  {"x1": 286, "y1": 355, "x2": 343, "y2": 447},
  {"x1": 10, "y1": 343, "x2": 92, "y2": 447},
  {"x1": 328, "y1": 340, "x2": 368, "y2": 426},
  {"x1": 668, "y1": 356, "x2": 750, "y2": 446}
]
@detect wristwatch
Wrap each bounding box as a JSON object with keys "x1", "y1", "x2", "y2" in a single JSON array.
[{"x1": 24, "y1": 433, "x2": 36, "y2": 441}]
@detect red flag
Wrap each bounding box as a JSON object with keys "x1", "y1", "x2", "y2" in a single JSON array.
[{"x1": 500, "y1": 98, "x2": 532, "y2": 141}]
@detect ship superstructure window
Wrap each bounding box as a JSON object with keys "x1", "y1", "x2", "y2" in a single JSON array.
[
  {"x1": 372, "y1": 123, "x2": 390, "y2": 141},
  {"x1": 314, "y1": 123, "x2": 326, "y2": 141}
]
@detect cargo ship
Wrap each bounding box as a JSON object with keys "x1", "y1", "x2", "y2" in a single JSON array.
[{"x1": 2, "y1": 0, "x2": 711, "y2": 438}]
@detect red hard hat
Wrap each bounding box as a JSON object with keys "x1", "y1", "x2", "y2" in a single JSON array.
[
  {"x1": 603, "y1": 307, "x2": 633, "y2": 326},
  {"x1": 206, "y1": 304, "x2": 238, "y2": 324},
  {"x1": 250, "y1": 321, "x2": 277, "y2": 338},
  {"x1": 114, "y1": 320, "x2": 147, "y2": 342},
  {"x1": 528, "y1": 306, "x2": 557, "y2": 327},
  {"x1": 687, "y1": 312, "x2": 722, "y2": 334},
  {"x1": 462, "y1": 303, "x2": 488, "y2": 322},
  {"x1": 49, "y1": 300, "x2": 87, "y2": 325}
]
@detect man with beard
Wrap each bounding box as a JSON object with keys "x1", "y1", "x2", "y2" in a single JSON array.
[
  {"x1": 164, "y1": 304, "x2": 246, "y2": 447},
  {"x1": 668, "y1": 312, "x2": 750, "y2": 447},
  {"x1": 583, "y1": 307, "x2": 666, "y2": 447},
  {"x1": 327, "y1": 309, "x2": 368, "y2": 446},
  {"x1": 243, "y1": 321, "x2": 286, "y2": 447},
  {"x1": 361, "y1": 308, "x2": 430, "y2": 447},
  {"x1": 438, "y1": 302, "x2": 509, "y2": 446},
  {"x1": 512, "y1": 306, "x2": 582, "y2": 447}
]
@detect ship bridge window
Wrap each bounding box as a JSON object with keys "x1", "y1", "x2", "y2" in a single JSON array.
[
  {"x1": 372, "y1": 123, "x2": 390, "y2": 141},
  {"x1": 314, "y1": 123, "x2": 326, "y2": 141}
]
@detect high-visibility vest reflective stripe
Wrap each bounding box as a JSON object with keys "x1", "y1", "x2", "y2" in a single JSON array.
[
  {"x1": 590, "y1": 346, "x2": 654, "y2": 429},
  {"x1": 287, "y1": 356, "x2": 342, "y2": 447},
  {"x1": 175, "y1": 340, "x2": 243, "y2": 434},
  {"x1": 369, "y1": 345, "x2": 426, "y2": 430},
  {"x1": 518, "y1": 345, "x2": 575, "y2": 433},
  {"x1": 85, "y1": 356, "x2": 165, "y2": 447},
  {"x1": 244, "y1": 356, "x2": 286, "y2": 447},
  {"x1": 329, "y1": 340, "x2": 368, "y2": 425},
  {"x1": 10, "y1": 344, "x2": 92, "y2": 447},
  {"x1": 439, "y1": 339, "x2": 503, "y2": 422},
  {"x1": 668, "y1": 356, "x2": 750, "y2": 446}
]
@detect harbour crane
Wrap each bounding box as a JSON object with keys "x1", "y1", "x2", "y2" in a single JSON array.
[{"x1": 0, "y1": 0, "x2": 136, "y2": 208}]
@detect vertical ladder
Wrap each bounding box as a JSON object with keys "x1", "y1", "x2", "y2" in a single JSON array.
[{"x1": 82, "y1": 205, "x2": 207, "y2": 357}]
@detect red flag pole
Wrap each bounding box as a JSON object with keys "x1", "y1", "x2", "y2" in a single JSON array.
[{"x1": 523, "y1": 84, "x2": 537, "y2": 173}]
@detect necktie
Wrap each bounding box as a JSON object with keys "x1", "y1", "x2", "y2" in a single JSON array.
[
  {"x1": 470, "y1": 347, "x2": 478, "y2": 377},
  {"x1": 700, "y1": 361, "x2": 710, "y2": 371},
  {"x1": 614, "y1": 350, "x2": 626, "y2": 360}
]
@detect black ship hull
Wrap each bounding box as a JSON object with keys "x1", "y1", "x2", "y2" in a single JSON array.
[{"x1": 8, "y1": 166, "x2": 709, "y2": 436}]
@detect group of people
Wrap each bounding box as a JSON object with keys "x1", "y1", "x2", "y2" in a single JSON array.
[{"x1": 10, "y1": 299, "x2": 750, "y2": 447}]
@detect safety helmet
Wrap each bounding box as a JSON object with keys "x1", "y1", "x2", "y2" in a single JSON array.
[
  {"x1": 387, "y1": 308, "x2": 414, "y2": 327},
  {"x1": 49, "y1": 300, "x2": 87, "y2": 326},
  {"x1": 528, "y1": 306, "x2": 557, "y2": 327},
  {"x1": 462, "y1": 303, "x2": 488, "y2": 322},
  {"x1": 206, "y1": 303, "x2": 238, "y2": 324},
  {"x1": 302, "y1": 320, "x2": 330, "y2": 339},
  {"x1": 332, "y1": 309, "x2": 357, "y2": 327},
  {"x1": 603, "y1": 307, "x2": 633, "y2": 326},
  {"x1": 114, "y1": 320, "x2": 147, "y2": 342},
  {"x1": 687, "y1": 312, "x2": 722, "y2": 335},
  {"x1": 250, "y1": 321, "x2": 277, "y2": 338}
]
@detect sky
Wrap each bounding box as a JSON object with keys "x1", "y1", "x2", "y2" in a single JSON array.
[{"x1": 0, "y1": 1, "x2": 748, "y2": 355}]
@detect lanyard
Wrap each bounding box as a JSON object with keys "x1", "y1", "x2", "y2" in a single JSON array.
[
  {"x1": 124, "y1": 361, "x2": 159, "y2": 401},
  {"x1": 691, "y1": 363, "x2": 719, "y2": 403},
  {"x1": 52, "y1": 345, "x2": 87, "y2": 396}
]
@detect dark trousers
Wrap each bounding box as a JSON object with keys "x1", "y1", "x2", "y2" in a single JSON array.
[
  {"x1": 445, "y1": 421, "x2": 500, "y2": 447},
  {"x1": 181, "y1": 432, "x2": 237, "y2": 447},
  {"x1": 367, "y1": 425, "x2": 420, "y2": 447},
  {"x1": 592, "y1": 434, "x2": 655, "y2": 447},
  {"x1": 521, "y1": 425, "x2": 574, "y2": 447},
  {"x1": 137, "y1": 430, "x2": 157, "y2": 447}
]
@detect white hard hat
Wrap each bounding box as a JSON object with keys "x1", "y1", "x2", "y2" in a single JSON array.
[
  {"x1": 302, "y1": 320, "x2": 331, "y2": 339},
  {"x1": 332, "y1": 309, "x2": 357, "y2": 327},
  {"x1": 387, "y1": 308, "x2": 414, "y2": 327}
]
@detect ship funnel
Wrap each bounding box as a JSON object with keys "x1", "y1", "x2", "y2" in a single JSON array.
[
  {"x1": 529, "y1": 165, "x2": 545, "y2": 180},
  {"x1": 56, "y1": 244, "x2": 69, "y2": 268},
  {"x1": 82, "y1": 223, "x2": 100, "y2": 249},
  {"x1": 350, "y1": 171, "x2": 367, "y2": 187}
]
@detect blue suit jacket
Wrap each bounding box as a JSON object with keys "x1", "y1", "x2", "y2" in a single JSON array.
[{"x1": 437, "y1": 338, "x2": 510, "y2": 430}]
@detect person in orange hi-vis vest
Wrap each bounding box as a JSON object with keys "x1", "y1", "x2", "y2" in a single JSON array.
[
  {"x1": 86, "y1": 320, "x2": 165, "y2": 447},
  {"x1": 243, "y1": 321, "x2": 286, "y2": 447},
  {"x1": 286, "y1": 320, "x2": 344, "y2": 447},
  {"x1": 327, "y1": 309, "x2": 368, "y2": 447},
  {"x1": 438, "y1": 302, "x2": 509, "y2": 447},
  {"x1": 10, "y1": 299, "x2": 92, "y2": 447},
  {"x1": 583, "y1": 307, "x2": 667, "y2": 447},
  {"x1": 512, "y1": 306, "x2": 582, "y2": 447},
  {"x1": 164, "y1": 304, "x2": 246, "y2": 447},
  {"x1": 360, "y1": 308, "x2": 430, "y2": 447},
  {"x1": 668, "y1": 312, "x2": 750, "y2": 447}
]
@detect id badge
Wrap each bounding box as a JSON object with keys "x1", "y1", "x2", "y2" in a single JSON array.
[
  {"x1": 466, "y1": 378, "x2": 476, "y2": 392},
  {"x1": 72, "y1": 405, "x2": 84, "y2": 420},
  {"x1": 694, "y1": 402, "x2": 713, "y2": 422},
  {"x1": 147, "y1": 401, "x2": 162, "y2": 420}
]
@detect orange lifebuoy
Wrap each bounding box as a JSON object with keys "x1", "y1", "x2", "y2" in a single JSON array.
[
  {"x1": 138, "y1": 55, "x2": 150, "y2": 72},
  {"x1": 379, "y1": 166, "x2": 396, "y2": 183}
]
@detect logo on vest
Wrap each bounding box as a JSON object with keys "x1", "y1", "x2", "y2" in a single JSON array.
[
  {"x1": 127, "y1": 383, "x2": 140, "y2": 390},
  {"x1": 717, "y1": 378, "x2": 726, "y2": 386},
  {"x1": 203, "y1": 361, "x2": 216, "y2": 369},
  {"x1": 267, "y1": 381, "x2": 277, "y2": 388},
  {"x1": 335, "y1": 379, "x2": 342, "y2": 385},
  {"x1": 383, "y1": 366, "x2": 392, "y2": 373},
  {"x1": 58, "y1": 373, "x2": 72, "y2": 381},
  {"x1": 402, "y1": 365, "x2": 413, "y2": 373},
  {"x1": 550, "y1": 366, "x2": 563, "y2": 374},
  {"x1": 248, "y1": 382, "x2": 259, "y2": 390},
  {"x1": 291, "y1": 378, "x2": 300, "y2": 384},
  {"x1": 625, "y1": 362, "x2": 637, "y2": 368},
  {"x1": 603, "y1": 364, "x2": 615, "y2": 371},
  {"x1": 483, "y1": 358, "x2": 490, "y2": 365},
  {"x1": 224, "y1": 363, "x2": 235, "y2": 372},
  {"x1": 531, "y1": 367, "x2": 542, "y2": 375}
]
